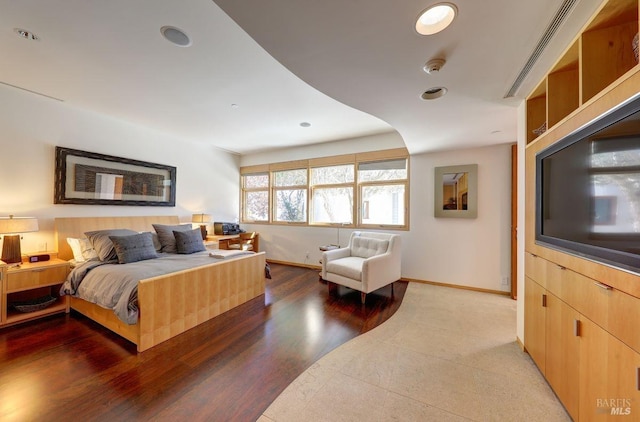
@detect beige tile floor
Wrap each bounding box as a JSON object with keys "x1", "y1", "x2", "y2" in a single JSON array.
[{"x1": 258, "y1": 282, "x2": 570, "y2": 422}]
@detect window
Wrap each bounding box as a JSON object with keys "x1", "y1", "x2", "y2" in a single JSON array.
[
  {"x1": 242, "y1": 173, "x2": 269, "y2": 222},
  {"x1": 358, "y1": 158, "x2": 408, "y2": 227},
  {"x1": 239, "y1": 148, "x2": 409, "y2": 229},
  {"x1": 310, "y1": 165, "x2": 354, "y2": 225},
  {"x1": 273, "y1": 169, "x2": 307, "y2": 223}
]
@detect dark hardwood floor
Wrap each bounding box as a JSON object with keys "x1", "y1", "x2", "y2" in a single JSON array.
[{"x1": 0, "y1": 263, "x2": 407, "y2": 422}]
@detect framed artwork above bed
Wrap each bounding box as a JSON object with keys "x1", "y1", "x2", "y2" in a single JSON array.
[{"x1": 54, "y1": 146, "x2": 176, "y2": 206}]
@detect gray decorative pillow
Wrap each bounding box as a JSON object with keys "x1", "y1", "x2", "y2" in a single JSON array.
[
  {"x1": 152, "y1": 224, "x2": 193, "y2": 253},
  {"x1": 109, "y1": 232, "x2": 159, "y2": 264},
  {"x1": 149, "y1": 232, "x2": 162, "y2": 252},
  {"x1": 85, "y1": 229, "x2": 138, "y2": 261},
  {"x1": 173, "y1": 228, "x2": 206, "y2": 254}
]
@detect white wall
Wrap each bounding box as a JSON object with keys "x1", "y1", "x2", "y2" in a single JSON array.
[
  {"x1": 0, "y1": 85, "x2": 240, "y2": 253},
  {"x1": 1, "y1": 85, "x2": 514, "y2": 294},
  {"x1": 242, "y1": 137, "x2": 514, "y2": 293},
  {"x1": 404, "y1": 145, "x2": 512, "y2": 292},
  {"x1": 239, "y1": 131, "x2": 405, "y2": 166}
]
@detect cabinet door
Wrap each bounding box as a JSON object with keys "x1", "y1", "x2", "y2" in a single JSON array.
[
  {"x1": 580, "y1": 319, "x2": 640, "y2": 421},
  {"x1": 546, "y1": 293, "x2": 580, "y2": 420},
  {"x1": 525, "y1": 277, "x2": 546, "y2": 372}
]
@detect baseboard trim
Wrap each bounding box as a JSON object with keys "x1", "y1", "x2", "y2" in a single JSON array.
[
  {"x1": 403, "y1": 277, "x2": 511, "y2": 297},
  {"x1": 266, "y1": 259, "x2": 321, "y2": 270},
  {"x1": 265, "y1": 262, "x2": 511, "y2": 297}
]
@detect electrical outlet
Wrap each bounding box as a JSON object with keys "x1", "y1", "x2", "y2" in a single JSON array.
[
  {"x1": 305, "y1": 251, "x2": 310, "y2": 259},
  {"x1": 501, "y1": 276, "x2": 510, "y2": 286}
]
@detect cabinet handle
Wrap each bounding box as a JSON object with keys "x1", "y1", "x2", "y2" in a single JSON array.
[
  {"x1": 594, "y1": 281, "x2": 612, "y2": 291},
  {"x1": 31, "y1": 268, "x2": 47, "y2": 273},
  {"x1": 557, "y1": 265, "x2": 566, "y2": 270},
  {"x1": 574, "y1": 319, "x2": 581, "y2": 337},
  {"x1": 637, "y1": 368, "x2": 640, "y2": 391},
  {"x1": 542, "y1": 294, "x2": 547, "y2": 307}
]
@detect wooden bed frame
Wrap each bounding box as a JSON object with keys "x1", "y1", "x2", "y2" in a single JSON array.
[{"x1": 55, "y1": 216, "x2": 266, "y2": 352}]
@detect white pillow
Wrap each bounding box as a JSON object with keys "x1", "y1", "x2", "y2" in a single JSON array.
[{"x1": 66, "y1": 237, "x2": 98, "y2": 262}]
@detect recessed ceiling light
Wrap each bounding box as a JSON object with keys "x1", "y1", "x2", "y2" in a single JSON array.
[
  {"x1": 415, "y1": 3, "x2": 457, "y2": 35},
  {"x1": 421, "y1": 87, "x2": 448, "y2": 100},
  {"x1": 231, "y1": 103, "x2": 240, "y2": 109},
  {"x1": 300, "y1": 122, "x2": 311, "y2": 127},
  {"x1": 14, "y1": 28, "x2": 39, "y2": 41},
  {"x1": 160, "y1": 26, "x2": 191, "y2": 47}
]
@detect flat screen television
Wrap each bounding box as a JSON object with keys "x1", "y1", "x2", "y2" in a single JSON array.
[{"x1": 535, "y1": 95, "x2": 640, "y2": 274}]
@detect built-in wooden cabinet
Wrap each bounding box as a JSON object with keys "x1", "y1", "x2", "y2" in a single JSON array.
[
  {"x1": 526, "y1": 0, "x2": 639, "y2": 144},
  {"x1": 519, "y1": 0, "x2": 640, "y2": 418},
  {"x1": 524, "y1": 253, "x2": 640, "y2": 420}
]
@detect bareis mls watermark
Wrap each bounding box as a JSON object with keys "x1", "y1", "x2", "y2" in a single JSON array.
[{"x1": 596, "y1": 398, "x2": 632, "y2": 416}]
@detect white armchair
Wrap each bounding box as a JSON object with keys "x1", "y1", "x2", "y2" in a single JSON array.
[{"x1": 321, "y1": 231, "x2": 401, "y2": 304}]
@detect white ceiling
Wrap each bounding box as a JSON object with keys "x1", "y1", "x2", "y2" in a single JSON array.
[{"x1": 0, "y1": 0, "x2": 602, "y2": 155}]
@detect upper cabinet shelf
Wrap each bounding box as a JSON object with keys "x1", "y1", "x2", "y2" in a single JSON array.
[{"x1": 526, "y1": 0, "x2": 639, "y2": 144}]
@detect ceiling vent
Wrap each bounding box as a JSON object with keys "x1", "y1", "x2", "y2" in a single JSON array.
[
  {"x1": 504, "y1": 0, "x2": 579, "y2": 98},
  {"x1": 161, "y1": 26, "x2": 191, "y2": 47},
  {"x1": 421, "y1": 87, "x2": 448, "y2": 100}
]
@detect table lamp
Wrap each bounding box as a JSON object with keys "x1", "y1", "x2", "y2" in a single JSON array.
[
  {"x1": 0, "y1": 215, "x2": 39, "y2": 264},
  {"x1": 192, "y1": 213, "x2": 212, "y2": 240}
]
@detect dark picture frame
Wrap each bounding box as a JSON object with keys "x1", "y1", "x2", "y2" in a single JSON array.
[{"x1": 54, "y1": 146, "x2": 176, "y2": 206}]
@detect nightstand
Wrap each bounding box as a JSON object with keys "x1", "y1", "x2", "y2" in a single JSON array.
[
  {"x1": 1, "y1": 258, "x2": 70, "y2": 326},
  {"x1": 203, "y1": 239, "x2": 217, "y2": 250}
]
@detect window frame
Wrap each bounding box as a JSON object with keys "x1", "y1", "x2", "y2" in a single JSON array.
[
  {"x1": 240, "y1": 166, "x2": 270, "y2": 223},
  {"x1": 240, "y1": 148, "x2": 409, "y2": 230},
  {"x1": 271, "y1": 167, "x2": 309, "y2": 225},
  {"x1": 309, "y1": 162, "x2": 356, "y2": 228}
]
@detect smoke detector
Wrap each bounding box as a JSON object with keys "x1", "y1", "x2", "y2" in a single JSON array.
[
  {"x1": 14, "y1": 28, "x2": 39, "y2": 41},
  {"x1": 423, "y1": 58, "x2": 446, "y2": 74}
]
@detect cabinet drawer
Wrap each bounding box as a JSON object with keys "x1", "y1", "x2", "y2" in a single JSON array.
[
  {"x1": 562, "y1": 270, "x2": 610, "y2": 329},
  {"x1": 609, "y1": 288, "x2": 640, "y2": 354},
  {"x1": 556, "y1": 268, "x2": 640, "y2": 354},
  {"x1": 544, "y1": 261, "x2": 566, "y2": 299},
  {"x1": 7, "y1": 265, "x2": 68, "y2": 292},
  {"x1": 525, "y1": 252, "x2": 547, "y2": 288}
]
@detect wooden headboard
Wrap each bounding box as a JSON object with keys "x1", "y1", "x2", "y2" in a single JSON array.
[{"x1": 54, "y1": 215, "x2": 180, "y2": 261}]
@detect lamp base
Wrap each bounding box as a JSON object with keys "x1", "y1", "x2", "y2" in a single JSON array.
[
  {"x1": 199, "y1": 225, "x2": 207, "y2": 240},
  {"x1": 1, "y1": 234, "x2": 22, "y2": 264}
]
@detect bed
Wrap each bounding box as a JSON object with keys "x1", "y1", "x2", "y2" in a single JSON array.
[{"x1": 55, "y1": 216, "x2": 266, "y2": 352}]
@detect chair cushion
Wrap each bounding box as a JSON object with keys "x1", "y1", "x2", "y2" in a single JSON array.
[
  {"x1": 326, "y1": 256, "x2": 365, "y2": 281},
  {"x1": 350, "y1": 237, "x2": 389, "y2": 258}
]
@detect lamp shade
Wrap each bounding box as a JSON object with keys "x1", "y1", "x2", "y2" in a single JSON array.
[
  {"x1": 191, "y1": 213, "x2": 212, "y2": 224},
  {"x1": 0, "y1": 216, "x2": 39, "y2": 234},
  {"x1": 0, "y1": 216, "x2": 38, "y2": 264}
]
